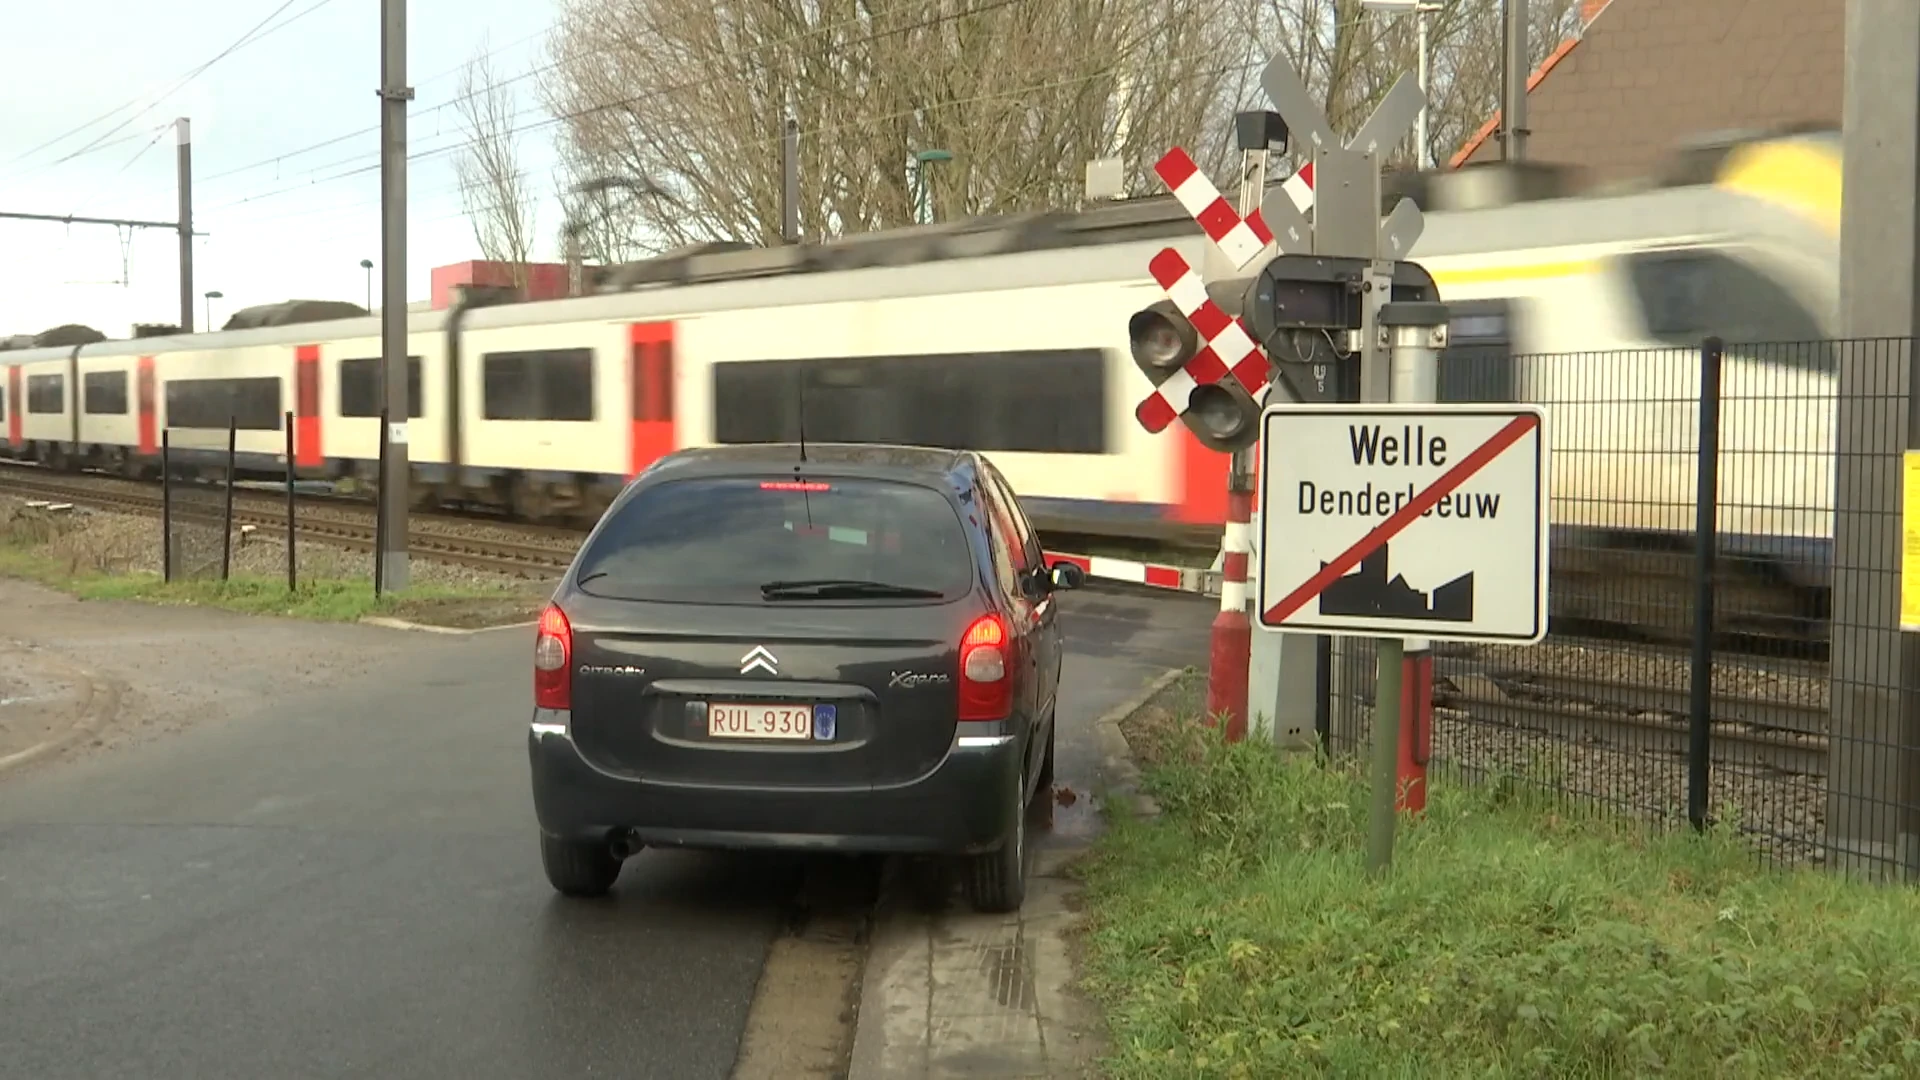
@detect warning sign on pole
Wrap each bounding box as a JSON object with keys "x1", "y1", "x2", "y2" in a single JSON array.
[{"x1": 1256, "y1": 402, "x2": 1551, "y2": 644}]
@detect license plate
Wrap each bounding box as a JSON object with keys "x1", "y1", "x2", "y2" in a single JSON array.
[{"x1": 709, "y1": 703, "x2": 814, "y2": 740}]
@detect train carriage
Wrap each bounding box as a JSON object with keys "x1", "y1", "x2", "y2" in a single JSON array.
[{"x1": 0, "y1": 132, "x2": 1849, "y2": 647}]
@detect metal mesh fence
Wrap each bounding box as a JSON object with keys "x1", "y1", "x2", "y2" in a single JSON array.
[
  {"x1": 1318, "y1": 337, "x2": 1916, "y2": 876},
  {"x1": 161, "y1": 427, "x2": 236, "y2": 582}
]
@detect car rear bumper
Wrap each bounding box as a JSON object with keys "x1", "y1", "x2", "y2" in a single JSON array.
[{"x1": 527, "y1": 714, "x2": 1024, "y2": 856}]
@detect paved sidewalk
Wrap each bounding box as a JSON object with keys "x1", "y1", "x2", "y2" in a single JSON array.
[{"x1": 848, "y1": 847, "x2": 1107, "y2": 1079}]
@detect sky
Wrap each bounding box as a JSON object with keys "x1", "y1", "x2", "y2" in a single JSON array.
[{"x1": 0, "y1": 0, "x2": 568, "y2": 339}]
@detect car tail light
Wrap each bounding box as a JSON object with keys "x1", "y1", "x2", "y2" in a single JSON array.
[
  {"x1": 534, "y1": 604, "x2": 572, "y2": 710},
  {"x1": 958, "y1": 613, "x2": 1011, "y2": 721}
]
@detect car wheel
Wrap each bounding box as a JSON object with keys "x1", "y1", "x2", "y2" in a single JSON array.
[
  {"x1": 539, "y1": 833, "x2": 625, "y2": 898},
  {"x1": 963, "y1": 775, "x2": 1029, "y2": 914}
]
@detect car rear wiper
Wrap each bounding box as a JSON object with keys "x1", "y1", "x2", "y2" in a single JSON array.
[{"x1": 760, "y1": 578, "x2": 945, "y2": 599}]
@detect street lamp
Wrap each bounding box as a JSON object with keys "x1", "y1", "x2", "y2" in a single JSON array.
[
  {"x1": 911, "y1": 149, "x2": 952, "y2": 225},
  {"x1": 360, "y1": 258, "x2": 374, "y2": 310},
  {"x1": 203, "y1": 289, "x2": 223, "y2": 332},
  {"x1": 1362, "y1": 0, "x2": 1443, "y2": 169}
]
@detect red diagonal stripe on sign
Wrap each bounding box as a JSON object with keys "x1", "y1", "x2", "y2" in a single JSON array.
[{"x1": 1263, "y1": 412, "x2": 1541, "y2": 625}]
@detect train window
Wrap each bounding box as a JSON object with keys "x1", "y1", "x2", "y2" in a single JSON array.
[
  {"x1": 83, "y1": 370, "x2": 129, "y2": 415},
  {"x1": 481, "y1": 348, "x2": 595, "y2": 422},
  {"x1": 1624, "y1": 249, "x2": 1832, "y2": 368},
  {"x1": 338, "y1": 356, "x2": 423, "y2": 418},
  {"x1": 1437, "y1": 299, "x2": 1519, "y2": 403},
  {"x1": 710, "y1": 349, "x2": 1108, "y2": 454},
  {"x1": 27, "y1": 374, "x2": 63, "y2": 413},
  {"x1": 165, "y1": 377, "x2": 283, "y2": 430}
]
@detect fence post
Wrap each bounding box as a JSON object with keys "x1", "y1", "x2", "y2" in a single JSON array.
[
  {"x1": 161, "y1": 429, "x2": 172, "y2": 584},
  {"x1": 1688, "y1": 336, "x2": 1725, "y2": 832},
  {"x1": 374, "y1": 406, "x2": 388, "y2": 597},
  {"x1": 285, "y1": 410, "x2": 297, "y2": 592},
  {"x1": 221, "y1": 415, "x2": 237, "y2": 582}
]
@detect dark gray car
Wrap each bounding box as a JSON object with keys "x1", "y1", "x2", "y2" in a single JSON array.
[{"x1": 526, "y1": 442, "x2": 1085, "y2": 913}]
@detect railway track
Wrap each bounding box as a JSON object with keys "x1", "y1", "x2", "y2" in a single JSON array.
[
  {"x1": 1436, "y1": 668, "x2": 1829, "y2": 776},
  {"x1": 0, "y1": 469, "x2": 575, "y2": 578}
]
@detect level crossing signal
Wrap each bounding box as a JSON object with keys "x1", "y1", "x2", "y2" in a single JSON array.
[{"x1": 1129, "y1": 150, "x2": 1441, "y2": 450}]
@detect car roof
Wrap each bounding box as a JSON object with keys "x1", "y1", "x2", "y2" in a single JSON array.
[{"x1": 643, "y1": 442, "x2": 982, "y2": 488}]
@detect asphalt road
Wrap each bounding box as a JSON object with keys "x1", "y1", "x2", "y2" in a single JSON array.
[{"x1": 0, "y1": 584, "x2": 1212, "y2": 1080}]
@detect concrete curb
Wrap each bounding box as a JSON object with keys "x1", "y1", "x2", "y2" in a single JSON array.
[
  {"x1": 356, "y1": 616, "x2": 537, "y2": 636},
  {"x1": 0, "y1": 651, "x2": 122, "y2": 777},
  {"x1": 1091, "y1": 667, "x2": 1187, "y2": 821}
]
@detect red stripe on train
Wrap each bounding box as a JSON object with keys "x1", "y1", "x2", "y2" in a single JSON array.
[
  {"x1": 136, "y1": 356, "x2": 157, "y2": 456},
  {"x1": 294, "y1": 344, "x2": 322, "y2": 468},
  {"x1": 8, "y1": 365, "x2": 23, "y2": 448},
  {"x1": 1174, "y1": 427, "x2": 1229, "y2": 525},
  {"x1": 628, "y1": 322, "x2": 676, "y2": 478}
]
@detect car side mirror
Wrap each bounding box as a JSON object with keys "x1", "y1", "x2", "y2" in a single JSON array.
[{"x1": 1048, "y1": 561, "x2": 1086, "y2": 591}]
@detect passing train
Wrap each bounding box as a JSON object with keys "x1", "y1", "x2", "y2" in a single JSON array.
[{"x1": 0, "y1": 132, "x2": 1844, "y2": 640}]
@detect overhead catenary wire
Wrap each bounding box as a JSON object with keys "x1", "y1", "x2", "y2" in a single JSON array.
[
  {"x1": 2, "y1": 0, "x2": 340, "y2": 178},
  {"x1": 203, "y1": 0, "x2": 1042, "y2": 213},
  {"x1": 196, "y1": 21, "x2": 569, "y2": 186},
  {"x1": 224, "y1": 44, "x2": 1272, "y2": 238},
  {"x1": 67, "y1": 123, "x2": 174, "y2": 217},
  {"x1": 204, "y1": 0, "x2": 1385, "y2": 219}
]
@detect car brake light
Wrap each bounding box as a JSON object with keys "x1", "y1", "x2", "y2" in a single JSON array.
[
  {"x1": 958, "y1": 613, "x2": 1011, "y2": 722},
  {"x1": 534, "y1": 604, "x2": 572, "y2": 710}
]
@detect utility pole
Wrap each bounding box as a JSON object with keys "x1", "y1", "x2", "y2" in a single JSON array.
[
  {"x1": 781, "y1": 109, "x2": 800, "y2": 243},
  {"x1": 176, "y1": 118, "x2": 194, "y2": 332},
  {"x1": 1828, "y1": 0, "x2": 1920, "y2": 879},
  {"x1": 377, "y1": 0, "x2": 413, "y2": 592},
  {"x1": 1501, "y1": 0, "x2": 1530, "y2": 161}
]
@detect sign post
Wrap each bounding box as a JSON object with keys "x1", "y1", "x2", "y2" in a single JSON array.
[{"x1": 1258, "y1": 401, "x2": 1550, "y2": 871}]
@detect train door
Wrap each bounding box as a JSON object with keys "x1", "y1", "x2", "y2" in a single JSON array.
[
  {"x1": 627, "y1": 321, "x2": 676, "y2": 477},
  {"x1": 295, "y1": 344, "x2": 322, "y2": 470},
  {"x1": 137, "y1": 356, "x2": 157, "y2": 458},
  {"x1": 4, "y1": 365, "x2": 16, "y2": 449}
]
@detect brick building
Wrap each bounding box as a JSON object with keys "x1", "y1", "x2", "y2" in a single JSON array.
[{"x1": 1452, "y1": 0, "x2": 1845, "y2": 184}]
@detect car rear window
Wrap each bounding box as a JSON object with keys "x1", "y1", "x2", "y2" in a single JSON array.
[{"x1": 571, "y1": 475, "x2": 977, "y2": 603}]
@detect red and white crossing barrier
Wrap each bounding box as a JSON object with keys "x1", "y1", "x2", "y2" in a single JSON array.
[{"x1": 1043, "y1": 549, "x2": 1214, "y2": 595}]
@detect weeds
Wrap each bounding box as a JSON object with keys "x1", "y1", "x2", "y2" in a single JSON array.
[{"x1": 1079, "y1": 674, "x2": 1920, "y2": 1079}]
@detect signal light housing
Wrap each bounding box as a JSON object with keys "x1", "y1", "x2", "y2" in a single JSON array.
[
  {"x1": 1128, "y1": 300, "x2": 1200, "y2": 373},
  {"x1": 1127, "y1": 280, "x2": 1270, "y2": 455},
  {"x1": 534, "y1": 604, "x2": 573, "y2": 711},
  {"x1": 957, "y1": 613, "x2": 1012, "y2": 721}
]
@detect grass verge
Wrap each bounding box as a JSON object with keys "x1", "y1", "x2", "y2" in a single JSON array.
[
  {"x1": 0, "y1": 515, "x2": 546, "y2": 627},
  {"x1": 1077, "y1": 671, "x2": 1920, "y2": 1078}
]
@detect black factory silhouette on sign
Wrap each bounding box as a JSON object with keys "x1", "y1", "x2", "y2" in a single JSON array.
[{"x1": 1318, "y1": 544, "x2": 1474, "y2": 621}]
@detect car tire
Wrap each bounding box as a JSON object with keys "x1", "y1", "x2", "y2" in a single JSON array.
[
  {"x1": 540, "y1": 833, "x2": 624, "y2": 898},
  {"x1": 963, "y1": 775, "x2": 1029, "y2": 914}
]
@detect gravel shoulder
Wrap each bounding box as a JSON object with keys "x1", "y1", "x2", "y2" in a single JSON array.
[{"x1": 0, "y1": 575, "x2": 459, "y2": 777}]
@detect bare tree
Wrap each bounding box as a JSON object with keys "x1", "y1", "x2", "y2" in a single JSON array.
[
  {"x1": 454, "y1": 39, "x2": 539, "y2": 289},
  {"x1": 540, "y1": 0, "x2": 1239, "y2": 251},
  {"x1": 1236, "y1": 0, "x2": 1583, "y2": 172},
  {"x1": 534, "y1": 0, "x2": 1583, "y2": 253}
]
